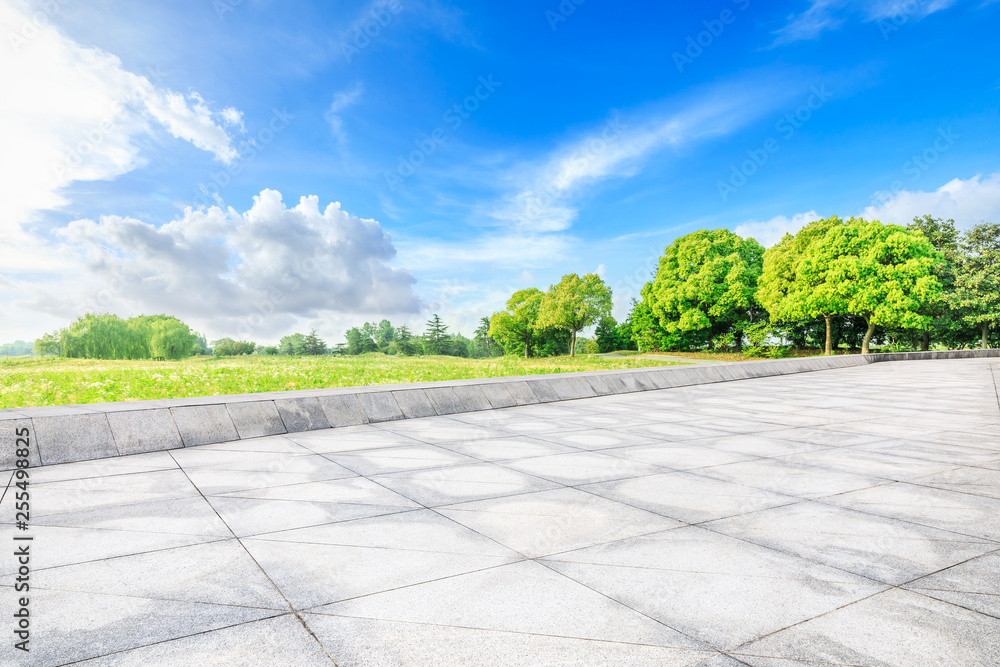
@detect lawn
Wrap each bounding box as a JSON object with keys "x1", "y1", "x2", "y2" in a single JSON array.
[{"x1": 0, "y1": 353, "x2": 682, "y2": 409}]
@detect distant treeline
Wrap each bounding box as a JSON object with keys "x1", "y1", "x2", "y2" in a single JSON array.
[
  {"x1": 20, "y1": 214, "x2": 999, "y2": 362},
  {"x1": 0, "y1": 340, "x2": 33, "y2": 357}
]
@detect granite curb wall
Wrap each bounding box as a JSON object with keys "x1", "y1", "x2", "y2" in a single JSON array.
[{"x1": 3, "y1": 349, "x2": 998, "y2": 469}]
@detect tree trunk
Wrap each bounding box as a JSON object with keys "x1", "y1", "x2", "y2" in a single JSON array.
[
  {"x1": 570, "y1": 330, "x2": 577, "y2": 357},
  {"x1": 524, "y1": 341, "x2": 529, "y2": 359},
  {"x1": 921, "y1": 330, "x2": 930, "y2": 352},
  {"x1": 861, "y1": 318, "x2": 876, "y2": 355},
  {"x1": 824, "y1": 315, "x2": 833, "y2": 356},
  {"x1": 982, "y1": 323, "x2": 990, "y2": 350}
]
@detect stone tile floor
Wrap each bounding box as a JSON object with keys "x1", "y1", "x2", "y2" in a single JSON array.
[{"x1": 2, "y1": 358, "x2": 999, "y2": 666}]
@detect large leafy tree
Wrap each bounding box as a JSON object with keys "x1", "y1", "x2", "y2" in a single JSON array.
[
  {"x1": 801, "y1": 218, "x2": 942, "y2": 354},
  {"x1": 758, "y1": 216, "x2": 848, "y2": 355},
  {"x1": 954, "y1": 222, "x2": 1000, "y2": 348},
  {"x1": 646, "y1": 229, "x2": 763, "y2": 350},
  {"x1": 907, "y1": 215, "x2": 962, "y2": 350},
  {"x1": 148, "y1": 318, "x2": 198, "y2": 360},
  {"x1": 489, "y1": 288, "x2": 544, "y2": 358},
  {"x1": 537, "y1": 274, "x2": 613, "y2": 357}
]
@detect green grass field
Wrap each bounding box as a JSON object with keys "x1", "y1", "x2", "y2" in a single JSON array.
[{"x1": 0, "y1": 354, "x2": 682, "y2": 409}]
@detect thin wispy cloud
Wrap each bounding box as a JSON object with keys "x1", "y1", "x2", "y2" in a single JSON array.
[
  {"x1": 326, "y1": 82, "x2": 365, "y2": 145},
  {"x1": 489, "y1": 76, "x2": 802, "y2": 234},
  {"x1": 772, "y1": 0, "x2": 960, "y2": 44}
]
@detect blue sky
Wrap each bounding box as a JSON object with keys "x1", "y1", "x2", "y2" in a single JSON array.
[{"x1": 2, "y1": 0, "x2": 999, "y2": 344}]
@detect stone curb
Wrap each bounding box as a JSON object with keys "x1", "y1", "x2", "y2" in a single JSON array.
[{"x1": 3, "y1": 349, "x2": 998, "y2": 469}]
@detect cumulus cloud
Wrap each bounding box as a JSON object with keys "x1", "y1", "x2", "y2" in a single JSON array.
[
  {"x1": 11, "y1": 190, "x2": 420, "y2": 338},
  {"x1": 733, "y1": 211, "x2": 822, "y2": 247},
  {"x1": 861, "y1": 173, "x2": 1000, "y2": 228},
  {"x1": 0, "y1": 2, "x2": 243, "y2": 231}
]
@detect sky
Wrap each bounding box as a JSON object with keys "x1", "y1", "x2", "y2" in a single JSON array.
[{"x1": 1, "y1": 0, "x2": 999, "y2": 345}]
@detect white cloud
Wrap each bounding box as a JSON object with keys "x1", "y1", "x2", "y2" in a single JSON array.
[
  {"x1": 326, "y1": 83, "x2": 364, "y2": 144},
  {"x1": 773, "y1": 0, "x2": 848, "y2": 45},
  {"x1": 0, "y1": 2, "x2": 243, "y2": 231},
  {"x1": 861, "y1": 173, "x2": 1000, "y2": 228},
  {"x1": 6, "y1": 190, "x2": 420, "y2": 339},
  {"x1": 489, "y1": 78, "x2": 795, "y2": 234},
  {"x1": 773, "y1": 0, "x2": 959, "y2": 44},
  {"x1": 733, "y1": 211, "x2": 822, "y2": 247}
]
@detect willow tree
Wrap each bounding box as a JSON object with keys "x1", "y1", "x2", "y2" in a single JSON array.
[{"x1": 537, "y1": 274, "x2": 612, "y2": 357}]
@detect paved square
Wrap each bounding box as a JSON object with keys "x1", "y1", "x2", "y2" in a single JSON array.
[{"x1": 2, "y1": 358, "x2": 999, "y2": 666}]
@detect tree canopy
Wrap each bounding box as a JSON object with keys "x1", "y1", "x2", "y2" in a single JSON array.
[
  {"x1": 758, "y1": 216, "x2": 848, "y2": 354},
  {"x1": 954, "y1": 222, "x2": 1000, "y2": 348},
  {"x1": 489, "y1": 288, "x2": 544, "y2": 358},
  {"x1": 644, "y1": 229, "x2": 764, "y2": 350},
  {"x1": 537, "y1": 273, "x2": 612, "y2": 357},
  {"x1": 799, "y1": 218, "x2": 943, "y2": 353}
]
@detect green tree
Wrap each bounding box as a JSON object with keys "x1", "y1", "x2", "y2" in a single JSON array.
[
  {"x1": 148, "y1": 318, "x2": 197, "y2": 360},
  {"x1": 954, "y1": 222, "x2": 1000, "y2": 348},
  {"x1": 376, "y1": 320, "x2": 395, "y2": 349},
  {"x1": 391, "y1": 324, "x2": 418, "y2": 356},
  {"x1": 626, "y1": 298, "x2": 669, "y2": 352},
  {"x1": 594, "y1": 316, "x2": 632, "y2": 353},
  {"x1": 758, "y1": 216, "x2": 848, "y2": 355},
  {"x1": 212, "y1": 338, "x2": 256, "y2": 356},
  {"x1": 908, "y1": 215, "x2": 961, "y2": 350},
  {"x1": 191, "y1": 333, "x2": 210, "y2": 356},
  {"x1": 33, "y1": 333, "x2": 61, "y2": 356},
  {"x1": 279, "y1": 333, "x2": 306, "y2": 355},
  {"x1": 359, "y1": 322, "x2": 380, "y2": 352},
  {"x1": 538, "y1": 273, "x2": 613, "y2": 357},
  {"x1": 474, "y1": 317, "x2": 497, "y2": 358},
  {"x1": 301, "y1": 329, "x2": 328, "y2": 355},
  {"x1": 423, "y1": 314, "x2": 449, "y2": 355},
  {"x1": 646, "y1": 230, "x2": 763, "y2": 351},
  {"x1": 801, "y1": 218, "x2": 943, "y2": 354},
  {"x1": 489, "y1": 288, "x2": 544, "y2": 358}
]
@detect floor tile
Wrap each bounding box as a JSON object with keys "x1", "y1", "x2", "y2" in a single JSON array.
[
  {"x1": 438, "y1": 488, "x2": 682, "y2": 558},
  {"x1": 313, "y1": 560, "x2": 710, "y2": 649},
  {"x1": 736, "y1": 588, "x2": 1000, "y2": 666}
]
